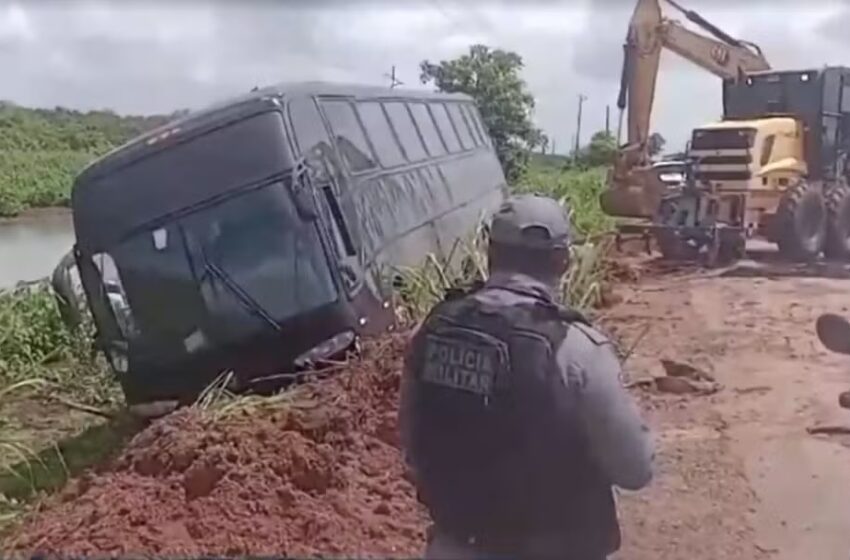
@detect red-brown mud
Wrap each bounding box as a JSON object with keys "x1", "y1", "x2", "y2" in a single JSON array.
[{"x1": 6, "y1": 337, "x2": 428, "y2": 557}]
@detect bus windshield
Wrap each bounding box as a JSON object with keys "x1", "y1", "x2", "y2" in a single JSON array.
[{"x1": 83, "y1": 114, "x2": 339, "y2": 357}]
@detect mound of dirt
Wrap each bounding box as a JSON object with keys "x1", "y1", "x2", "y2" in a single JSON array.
[{"x1": 6, "y1": 337, "x2": 428, "y2": 557}]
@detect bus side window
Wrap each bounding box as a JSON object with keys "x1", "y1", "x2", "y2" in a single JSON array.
[
  {"x1": 461, "y1": 104, "x2": 485, "y2": 147},
  {"x1": 409, "y1": 102, "x2": 447, "y2": 157},
  {"x1": 429, "y1": 103, "x2": 462, "y2": 153},
  {"x1": 469, "y1": 105, "x2": 492, "y2": 147},
  {"x1": 288, "y1": 96, "x2": 332, "y2": 156},
  {"x1": 446, "y1": 103, "x2": 475, "y2": 151},
  {"x1": 384, "y1": 101, "x2": 427, "y2": 163},
  {"x1": 320, "y1": 99, "x2": 378, "y2": 173},
  {"x1": 356, "y1": 101, "x2": 406, "y2": 168}
]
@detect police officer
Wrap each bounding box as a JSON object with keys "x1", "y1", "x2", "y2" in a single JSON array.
[{"x1": 399, "y1": 194, "x2": 654, "y2": 560}]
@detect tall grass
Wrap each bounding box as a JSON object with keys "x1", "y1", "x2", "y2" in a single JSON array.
[
  {"x1": 0, "y1": 283, "x2": 70, "y2": 379},
  {"x1": 394, "y1": 219, "x2": 612, "y2": 323},
  {"x1": 0, "y1": 282, "x2": 119, "y2": 406},
  {"x1": 395, "y1": 164, "x2": 615, "y2": 321}
]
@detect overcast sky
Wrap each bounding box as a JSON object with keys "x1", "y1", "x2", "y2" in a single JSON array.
[{"x1": 1, "y1": 0, "x2": 849, "y2": 152}]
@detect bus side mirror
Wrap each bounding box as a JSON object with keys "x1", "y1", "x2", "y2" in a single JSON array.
[{"x1": 289, "y1": 161, "x2": 319, "y2": 221}]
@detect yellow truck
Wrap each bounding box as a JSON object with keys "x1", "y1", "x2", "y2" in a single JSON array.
[{"x1": 603, "y1": 0, "x2": 850, "y2": 263}]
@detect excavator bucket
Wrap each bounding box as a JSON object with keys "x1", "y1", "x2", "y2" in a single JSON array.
[{"x1": 601, "y1": 157, "x2": 669, "y2": 218}]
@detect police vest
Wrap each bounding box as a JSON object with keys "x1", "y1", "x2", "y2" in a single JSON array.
[{"x1": 407, "y1": 285, "x2": 619, "y2": 556}]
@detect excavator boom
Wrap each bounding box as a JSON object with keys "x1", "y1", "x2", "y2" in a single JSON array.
[{"x1": 602, "y1": 0, "x2": 771, "y2": 219}]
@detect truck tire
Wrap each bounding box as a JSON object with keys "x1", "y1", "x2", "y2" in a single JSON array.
[
  {"x1": 775, "y1": 180, "x2": 826, "y2": 261},
  {"x1": 824, "y1": 182, "x2": 850, "y2": 260}
]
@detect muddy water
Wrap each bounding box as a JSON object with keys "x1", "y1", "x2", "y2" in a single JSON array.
[{"x1": 0, "y1": 209, "x2": 75, "y2": 290}]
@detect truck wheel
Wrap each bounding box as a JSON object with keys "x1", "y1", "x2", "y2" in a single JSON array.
[
  {"x1": 824, "y1": 182, "x2": 850, "y2": 260},
  {"x1": 775, "y1": 180, "x2": 826, "y2": 261}
]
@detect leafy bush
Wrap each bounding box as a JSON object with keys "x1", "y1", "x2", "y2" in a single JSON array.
[
  {"x1": 0, "y1": 284, "x2": 70, "y2": 379},
  {"x1": 515, "y1": 165, "x2": 614, "y2": 240},
  {"x1": 0, "y1": 282, "x2": 118, "y2": 405},
  {"x1": 0, "y1": 104, "x2": 170, "y2": 216}
]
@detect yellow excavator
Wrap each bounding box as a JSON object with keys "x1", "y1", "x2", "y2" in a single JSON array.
[
  {"x1": 603, "y1": 0, "x2": 850, "y2": 263},
  {"x1": 603, "y1": 0, "x2": 770, "y2": 220}
]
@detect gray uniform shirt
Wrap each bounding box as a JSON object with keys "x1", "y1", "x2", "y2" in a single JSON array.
[{"x1": 399, "y1": 271, "x2": 654, "y2": 491}]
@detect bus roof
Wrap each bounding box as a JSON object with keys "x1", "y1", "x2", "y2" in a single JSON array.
[{"x1": 75, "y1": 81, "x2": 474, "y2": 185}]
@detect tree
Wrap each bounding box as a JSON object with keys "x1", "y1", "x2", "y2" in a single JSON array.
[
  {"x1": 539, "y1": 135, "x2": 550, "y2": 155},
  {"x1": 420, "y1": 44, "x2": 543, "y2": 182},
  {"x1": 580, "y1": 130, "x2": 617, "y2": 167},
  {"x1": 648, "y1": 132, "x2": 666, "y2": 157}
]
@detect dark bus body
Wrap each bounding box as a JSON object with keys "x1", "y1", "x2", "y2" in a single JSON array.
[{"x1": 69, "y1": 82, "x2": 507, "y2": 404}]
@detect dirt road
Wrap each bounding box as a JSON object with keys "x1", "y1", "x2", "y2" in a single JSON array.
[
  {"x1": 608, "y1": 257, "x2": 850, "y2": 560},
  {"x1": 6, "y1": 253, "x2": 850, "y2": 558}
]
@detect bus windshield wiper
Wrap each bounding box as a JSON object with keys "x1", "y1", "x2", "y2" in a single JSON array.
[{"x1": 199, "y1": 247, "x2": 282, "y2": 333}]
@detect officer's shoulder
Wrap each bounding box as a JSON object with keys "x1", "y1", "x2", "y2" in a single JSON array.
[{"x1": 565, "y1": 320, "x2": 613, "y2": 347}]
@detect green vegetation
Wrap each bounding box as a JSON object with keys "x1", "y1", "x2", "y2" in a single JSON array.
[
  {"x1": 0, "y1": 282, "x2": 118, "y2": 403},
  {"x1": 518, "y1": 164, "x2": 614, "y2": 240},
  {"x1": 0, "y1": 103, "x2": 170, "y2": 216}
]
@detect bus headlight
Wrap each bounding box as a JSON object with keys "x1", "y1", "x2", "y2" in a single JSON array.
[
  {"x1": 110, "y1": 349, "x2": 129, "y2": 374},
  {"x1": 294, "y1": 330, "x2": 356, "y2": 367}
]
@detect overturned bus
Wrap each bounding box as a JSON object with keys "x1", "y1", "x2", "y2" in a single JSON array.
[{"x1": 58, "y1": 82, "x2": 507, "y2": 405}]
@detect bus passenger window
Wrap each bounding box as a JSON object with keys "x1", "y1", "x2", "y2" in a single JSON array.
[
  {"x1": 469, "y1": 105, "x2": 492, "y2": 147},
  {"x1": 461, "y1": 104, "x2": 484, "y2": 146},
  {"x1": 447, "y1": 103, "x2": 475, "y2": 150},
  {"x1": 288, "y1": 96, "x2": 332, "y2": 156},
  {"x1": 320, "y1": 99, "x2": 378, "y2": 173},
  {"x1": 356, "y1": 102, "x2": 405, "y2": 168},
  {"x1": 430, "y1": 103, "x2": 462, "y2": 153},
  {"x1": 384, "y1": 102, "x2": 427, "y2": 162},
  {"x1": 409, "y1": 102, "x2": 446, "y2": 157}
]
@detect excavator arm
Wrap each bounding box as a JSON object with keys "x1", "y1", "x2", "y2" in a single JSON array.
[{"x1": 602, "y1": 0, "x2": 770, "y2": 218}]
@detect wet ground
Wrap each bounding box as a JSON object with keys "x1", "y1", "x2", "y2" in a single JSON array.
[
  {"x1": 609, "y1": 255, "x2": 850, "y2": 559},
  {"x1": 4, "y1": 250, "x2": 850, "y2": 558}
]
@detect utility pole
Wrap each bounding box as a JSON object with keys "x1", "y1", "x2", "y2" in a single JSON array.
[
  {"x1": 384, "y1": 65, "x2": 403, "y2": 89},
  {"x1": 574, "y1": 94, "x2": 587, "y2": 160},
  {"x1": 605, "y1": 105, "x2": 610, "y2": 136}
]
